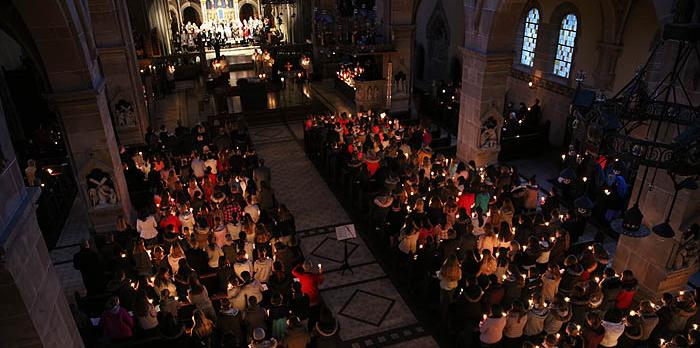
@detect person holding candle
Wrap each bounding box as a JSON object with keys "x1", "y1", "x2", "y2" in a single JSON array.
[
  {"x1": 503, "y1": 300, "x2": 528, "y2": 345},
  {"x1": 479, "y1": 304, "x2": 507, "y2": 346},
  {"x1": 292, "y1": 260, "x2": 324, "y2": 331},
  {"x1": 133, "y1": 293, "x2": 158, "y2": 332},
  {"x1": 523, "y1": 293, "x2": 549, "y2": 340},
  {"x1": 600, "y1": 308, "x2": 626, "y2": 347},
  {"x1": 543, "y1": 294, "x2": 573, "y2": 335}
]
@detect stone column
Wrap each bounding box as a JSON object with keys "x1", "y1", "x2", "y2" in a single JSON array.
[
  {"x1": 531, "y1": 22, "x2": 558, "y2": 78},
  {"x1": 389, "y1": 24, "x2": 414, "y2": 113},
  {"x1": 89, "y1": 0, "x2": 149, "y2": 145},
  {"x1": 51, "y1": 82, "x2": 132, "y2": 232},
  {"x1": 592, "y1": 42, "x2": 623, "y2": 92},
  {"x1": 175, "y1": 80, "x2": 200, "y2": 127},
  {"x1": 613, "y1": 167, "x2": 700, "y2": 298},
  {"x1": 0, "y1": 99, "x2": 83, "y2": 348},
  {"x1": 456, "y1": 48, "x2": 511, "y2": 166}
]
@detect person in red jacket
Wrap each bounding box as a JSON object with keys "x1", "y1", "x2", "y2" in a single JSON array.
[
  {"x1": 100, "y1": 296, "x2": 134, "y2": 342},
  {"x1": 615, "y1": 269, "x2": 638, "y2": 310},
  {"x1": 292, "y1": 260, "x2": 324, "y2": 331},
  {"x1": 457, "y1": 188, "x2": 476, "y2": 216},
  {"x1": 159, "y1": 209, "x2": 182, "y2": 232}
]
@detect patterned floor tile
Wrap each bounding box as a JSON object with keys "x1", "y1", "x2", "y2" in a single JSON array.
[
  {"x1": 252, "y1": 132, "x2": 349, "y2": 231},
  {"x1": 381, "y1": 335, "x2": 440, "y2": 348},
  {"x1": 298, "y1": 230, "x2": 375, "y2": 271},
  {"x1": 319, "y1": 263, "x2": 386, "y2": 290},
  {"x1": 321, "y1": 278, "x2": 417, "y2": 341}
]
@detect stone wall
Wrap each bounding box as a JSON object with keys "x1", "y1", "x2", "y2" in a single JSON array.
[{"x1": 0, "y1": 97, "x2": 83, "y2": 348}]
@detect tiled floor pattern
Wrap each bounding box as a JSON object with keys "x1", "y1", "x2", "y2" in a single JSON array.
[
  {"x1": 250, "y1": 123, "x2": 437, "y2": 346},
  {"x1": 309, "y1": 80, "x2": 354, "y2": 115},
  {"x1": 249, "y1": 124, "x2": 350, "y2": 231}
]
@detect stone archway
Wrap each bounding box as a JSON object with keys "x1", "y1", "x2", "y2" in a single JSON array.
[
  {"x1": 10, "y1": 0, "x2": 131, "y2": 228},
  {"x1": 426, "y1": 1, "x2": 450, "y2": 81},
  {"x1": 240, "y1": 2, "x2": 257, "y2": 20},
  {"x1": 183, "y1": 6, "x2": 202, "y2": 25}
]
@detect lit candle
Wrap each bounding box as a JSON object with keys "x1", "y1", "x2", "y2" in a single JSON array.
[
  {"x1": 318, "y1": 263, "x2": 323, "y2": 272},
  {"x1": 629, "y1": 310, "x2": 637, "y2": 316},
  {"x1": 482, "y1": 314, "x2": 487, "y2": 321},
  {"x1": 121, "y1": 253, "x2": 126, "y2": 258},
  {"x1": 564, "y1": 297, "x2": 570, "y2": 303}
]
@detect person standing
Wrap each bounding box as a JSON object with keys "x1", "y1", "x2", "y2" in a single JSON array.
[
  {"x1": 292, "y1": 260, "x2": 324, "y2": 331},
  {"x1": 73, "y1": 240, "x2": 105, "y2": 295}
]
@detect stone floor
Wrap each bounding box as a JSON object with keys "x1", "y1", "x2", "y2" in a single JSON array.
[
  {"x1": 49, "y1": 198, "x2": 89, "y2": 302},
  {"x1": 249, "y1": 121, "x2": 439, "y2": 347},
  {"x1": 249, "y1": 123, "x2": 352, "y2": 231}
]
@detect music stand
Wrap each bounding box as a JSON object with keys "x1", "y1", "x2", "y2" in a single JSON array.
[{"x1": 335, "y1": 224, "x2": 356, "y2": 275}]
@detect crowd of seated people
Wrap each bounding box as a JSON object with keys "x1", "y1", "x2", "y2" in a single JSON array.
[
  {"x1": 72, "y1": 118, "x2": 341, "y2": 347},
  {"x1": 303, "y1": 110, "x2": 700, "y2": 348}
]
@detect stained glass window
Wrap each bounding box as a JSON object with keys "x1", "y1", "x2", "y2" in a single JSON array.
[
  {"x1": 553, "y1": 13, "x2": 578, "y2": 78},
  {"x1": 520, "y1": 8, "x2": 540, "y2": 67}
]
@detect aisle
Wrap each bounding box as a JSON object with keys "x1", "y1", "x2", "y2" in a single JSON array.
[{"x1": 249, "y1": 121, "x2": 439, "y2": 348}]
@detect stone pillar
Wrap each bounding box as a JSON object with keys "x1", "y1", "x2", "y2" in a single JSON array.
[
  {"x1": 456, "y1": 48, "x2": 511, "y2": 166},
  {"x1": 175, "y1": 80, "x2": 200, "y2": 127},
  {"x1": 51, "y1": 82, "x2": 132, "y2": 232},
  {"x1": 0, "y1": 99, "x2": 84, "y2": 348},
  {"x1": 389, "y1": 24, "x2": 414, "y2": 113},
  {"x1": 592, "y1": 42, "x2": 623, "y2": 92},
  {"x1": 613, "y1": 167, "x2": 700, "y2": 298},
  {"x1": 531, "y1": 22, "x2": 558, "y2": 77},
  {"x1": 89, "y1": 0, "x2": 149, "y2": 145}
]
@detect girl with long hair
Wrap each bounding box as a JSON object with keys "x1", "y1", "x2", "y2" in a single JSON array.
[{"x1": 190, "y1": 309, "x2": 214, "y2": 346}]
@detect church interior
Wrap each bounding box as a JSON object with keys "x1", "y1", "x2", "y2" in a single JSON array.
[{"x1": 0, "y1": 0, "x2": 699, "y2": 347}]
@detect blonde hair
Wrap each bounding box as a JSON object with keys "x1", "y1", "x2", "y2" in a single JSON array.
[
  {"x1": 439, "y1": 255, "x2": 462, "y2": 282},
  {"x1": 191, "y1": 309, "x2": 214, "y2": 337},
  {"x1": 170, "y1": 244, "x2": 184, "y2": 258}
]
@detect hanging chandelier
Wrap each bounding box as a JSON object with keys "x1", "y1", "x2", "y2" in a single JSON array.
[{"x1": 568, "y1": 21, "x2": 700, "y2": 238}]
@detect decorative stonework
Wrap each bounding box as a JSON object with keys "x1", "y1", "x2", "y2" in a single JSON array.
[
  {"x1": 113, "y1": 99, "x2": 137, "y2": 127},
  {"x1": 478, "y1": 114, "x2": 499, "y2": 149},
  {"x1": 86, "y1": 168, "x2": 118, "y2": 207}
]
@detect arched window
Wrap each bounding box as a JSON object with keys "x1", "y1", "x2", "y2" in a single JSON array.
[
  {"x1": 520, "y1": 8, "x2": 540, "y2": 67},
  {"x1": 553, "y1": 13, "x2": 578, "y2": 78}
]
